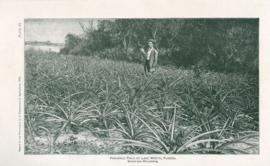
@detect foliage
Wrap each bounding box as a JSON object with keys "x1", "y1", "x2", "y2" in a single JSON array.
[
  {"x1": 25, "y1": 49, "x2": 259, "y2": 154},
  {"x1": 61, "y1": 19, "x2": 258, "y2": 74}
]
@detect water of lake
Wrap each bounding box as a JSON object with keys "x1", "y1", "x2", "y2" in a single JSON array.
[{"x1": 25, "y1": 45, "x2": 64, "y2": 53}]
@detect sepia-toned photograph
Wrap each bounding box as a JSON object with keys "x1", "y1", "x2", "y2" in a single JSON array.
[{"x1": 24, "y1": 18, "x2": 259, "y2": 154}]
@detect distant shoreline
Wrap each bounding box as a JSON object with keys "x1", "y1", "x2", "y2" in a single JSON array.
[{"x1": 25, "y1": 41, "x2": 64, "y2": 47}]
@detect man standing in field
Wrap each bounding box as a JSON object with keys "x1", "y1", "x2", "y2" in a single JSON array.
[{"x1": 140, "y1": 39, "x2": 158, "y2": 76}]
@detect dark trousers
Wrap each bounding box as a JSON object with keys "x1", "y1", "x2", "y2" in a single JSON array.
[{"x1": 144, "y1": 60, "x2": 150, "y2": 73}]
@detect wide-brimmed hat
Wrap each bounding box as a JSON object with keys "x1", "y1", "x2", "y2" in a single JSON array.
[{"x1": 148, "y1": 39, "x2": 156, "y2": 43}]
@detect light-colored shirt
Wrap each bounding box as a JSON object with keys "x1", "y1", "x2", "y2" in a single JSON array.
[{"x1": 147, "y1": 48, "x2": 153, "y2": 60}]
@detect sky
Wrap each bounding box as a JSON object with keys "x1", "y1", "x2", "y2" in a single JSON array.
[{"x1": 25, "y1": 19, "x2": 98, "y2": 44}]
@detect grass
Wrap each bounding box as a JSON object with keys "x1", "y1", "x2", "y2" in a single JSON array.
[{"x1": 24, "y1": 49, "x2": 259, "y2": 154}]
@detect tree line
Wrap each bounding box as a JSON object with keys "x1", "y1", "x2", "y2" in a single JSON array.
[{"x1": 60, "y1": 19, "x2": 258, "y2": 74}]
